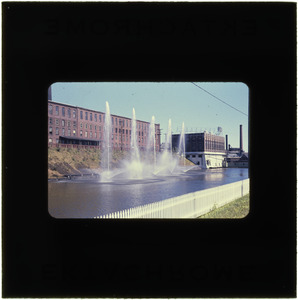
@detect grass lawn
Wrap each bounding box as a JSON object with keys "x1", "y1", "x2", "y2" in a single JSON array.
[{"x1": 199, "y1": 193, "x2": 250, "y2": 219}]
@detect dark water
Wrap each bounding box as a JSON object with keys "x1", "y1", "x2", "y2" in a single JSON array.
[{"x1": 48, "y1": 168, "x2": 249, "y2": 218}]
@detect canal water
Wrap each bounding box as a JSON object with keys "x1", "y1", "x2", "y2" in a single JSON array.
[{"x1": 48, "y1": 168, "x2": 249, "y2": 218}]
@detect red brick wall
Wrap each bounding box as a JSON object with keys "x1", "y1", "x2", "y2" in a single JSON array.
[
  {"x1": 48, "y1": 101, "x2": 161, "y2": 151},
  {"x1": 77, "y1": 108, "x2": 104, "y2": 143},
  {"x1": 48, "y1": 102, "x2": 79, "y2": 145}
]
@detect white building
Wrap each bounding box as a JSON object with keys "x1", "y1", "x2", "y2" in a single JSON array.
[
  {"x1": 172, "y1": 132, "x2": 226, "y2": 169},
  {"x1": 186, "y1": 151, "x2": 227, "y2": 169}
]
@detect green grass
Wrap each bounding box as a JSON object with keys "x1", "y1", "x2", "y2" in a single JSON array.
[{"x1": 199, "y1": 193, "x2": 250, "y2": 219}]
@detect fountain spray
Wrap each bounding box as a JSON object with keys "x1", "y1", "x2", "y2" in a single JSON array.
[
  {"x1": 146, "y1": 115, "x2": 156, "y2": 168},
  {"x1": 101, "y1": 101, "x2": 112, "y2": 176},
  {"x1": 152, "y1": 117, "x2": 156, "y2": 168},
  {"x1": 178, "y1": 122, "x2": 186, "y2": 166},
  {"x1": 100, "y1": 105, "x2": 192, "y2": 181},
  {"x1": 131, "y1": 107, "x2": 140, "y2": 162},
  {"x1": 166, "y1": 118, "x2": 172, "y2": 154}
]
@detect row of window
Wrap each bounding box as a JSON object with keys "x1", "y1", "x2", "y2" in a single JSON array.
[
  {"x1": 49, "y1": 104, "x2": 105, "y2": 121},
  {"x1": 49, "y1": 105, "x2": 77, "y2": 118},
  {"x1": 80, "y1": 110, "x2": 104, "y2": 122},
  {"x1": 49, "y1": 138, "x2": 143, "y2": 150},
  {"x1": 205, "y1": 141, "x2": 225, "y2": 150},
  {"x1": 49, "y1": 126, "x2": 150, "y2": 143},
  {"x1": 111, "y1": 118, "x2": 149, "y2": 131},
  {"x1": 49, "y1": 118, "x2": 104, "y2": 131},
  {"x1": 48, "y1": 120, "x2": 158, "y2": 137},
  {"x1": 49, "y1": 105, "x2": 150, "y2": 131},
  {"x1": 49, "y1": 127, "x2": 101, "y2": 138},
  {"x1": 186, "y1": 154, "x2": 203, "y2": 158},
  {"x1": 49, "y1": 118, "x2": 77, "y2": 128},
  {"x1": 48, "y1": 125, "x2": 157, "y2": 137}
]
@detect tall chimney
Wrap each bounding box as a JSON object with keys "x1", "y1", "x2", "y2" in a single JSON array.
[
  {"x1": 240, "y1": 124, "x2": 243, "y2": 152},
  {"x1": 225, "y1": 135, "x2": 228, "y2": 151}
]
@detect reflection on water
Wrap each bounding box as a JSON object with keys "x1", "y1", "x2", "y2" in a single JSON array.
[
  {"x1": 203, "y1": 172, "x2": 224, "y2": 181},
  {"x1": 48, "y1": 168, "x2": 249, "y2": 218}
]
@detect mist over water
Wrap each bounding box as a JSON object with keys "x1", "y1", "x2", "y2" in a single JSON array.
[
  {"x1": 99, "y1": 103, "x2": 191, "y2": 181},
  {"x1": 146, "y1": 115, "x2": 156, "y2": 168},
  {"x1": 178, "y1": 122, "x2": 186, "y2": 166},
  {"x1": 100, "y1": 101, "x2": 112, "y2": 180}
]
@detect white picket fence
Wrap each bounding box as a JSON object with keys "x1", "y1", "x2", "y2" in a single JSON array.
[{"x1": 95, "y1": 179, "x2": 250, "y2": 219}]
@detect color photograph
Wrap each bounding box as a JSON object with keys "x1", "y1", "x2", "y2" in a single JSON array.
[{"x1": 48, "y1": 82, "x2": 249, "y2": 218}]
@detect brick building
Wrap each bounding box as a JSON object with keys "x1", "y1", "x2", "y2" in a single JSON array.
[{"x1": 48, "y1": 100, "x2": 160, "y2": 151}]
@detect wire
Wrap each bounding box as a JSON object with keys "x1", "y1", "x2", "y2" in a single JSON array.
[{"x1": 190, "y1": 82, "x2": 248, "y2": 117}]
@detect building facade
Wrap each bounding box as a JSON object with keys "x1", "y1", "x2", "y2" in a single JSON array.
[
  {"x1": 48, "y1": 100, "x2": 160, "y2": 151},
  {"x1": 172, "y1": 132, "x2": 226, "y2": 169},
  {"x1": 226, "y1": 152, "x2": 249, "y2": 168}
]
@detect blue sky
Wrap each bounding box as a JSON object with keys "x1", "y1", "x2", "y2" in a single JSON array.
[{"x1": 51, "y1": 82, "x2": 249, "y2": 151}]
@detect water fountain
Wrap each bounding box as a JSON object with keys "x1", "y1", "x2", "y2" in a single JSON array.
[
  {"x1": 177, "y1": 121, "x2": 197, "y2": 172},
  {"x1": 145, "y1": 116, "x2": 156, "y2": 169},
  {"x1": 154, "y1": 118, "x2": 178, "y2": 175},
  {"x1": 130, "y1": 108, "x2": 140, "y2": 163},
  {"x1": 165, "y1": 118, "x2": 172, "y2": 154},
  {"x1": 123, "y1": 107, "x2": 144, "y2": 179},
  {"x1": 99, "y1": 106, "x2": 194, "y2": 182},
  {"x1": 178, "y1": 122, "x2": 186, "y2": 166},
  {"x1": 100, "y1": 101, "x2": 112, "y2": 181}
]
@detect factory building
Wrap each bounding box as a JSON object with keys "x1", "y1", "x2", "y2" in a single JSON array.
[
  {"x1": 226, "y1": 152, "x2": 249, "y2": 168},
  {"x1": 172, "y1": 132, "x2": 226, "y2": 169},
  {"x1": 172, "y1": 125, "x2": 248, "y2": 169},
  {"x1": 225, "y1": 125, "x2": 249, "y2": 168},
  {"x1": 48, "y1": 99, "x2": 160, "y2": 151}
]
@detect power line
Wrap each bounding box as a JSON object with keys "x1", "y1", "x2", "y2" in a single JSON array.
[{"x1": 190, "y1": 82, "x2": 248, "y2": 117}]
